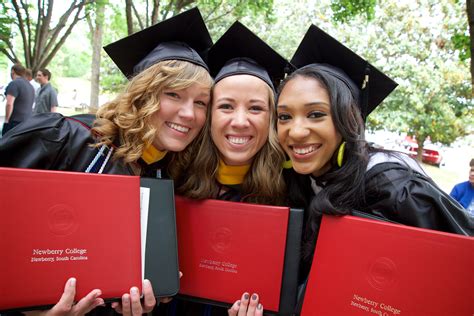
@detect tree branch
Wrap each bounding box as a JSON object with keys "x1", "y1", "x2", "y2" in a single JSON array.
[
  {"x1": 125, "y1": 0, "x2": 133, "y2": 34},
  {"x1": 86, "y1": 8, "x2": 94, "y2": 32},
  {"x1": 34, "y1": 0, "x2": 54, "y2": 66},
  {"x1": 0, "y1": 47, "x2": 19, "y2": 64},
  {"x1": 11, "y1": 0, "x2": 29, "y2": 65},
  {"x1": 38, "y1": 2, "x2": 85, "y2": 69},
  {"x1": 39, "y1": 0, "x2": 91, "y2": 67},
  {"x1": 206, "y1": 5, "x2": 237, "y2": 23},
  {"x1": 145, "y1": 0, "x2": 149, "y2": 27},
  {"x1": 32, "y1": 0, "x2": 43, "y2": 67},
  {"x1": 173, "y1": 0, "x2": 195, "y2": 15},
  {"x1": 0, "y1": 34, "x2": 20, "y2": 64},
  {"x1": 204, "y1": 0, "x2": 223, "y2": 21},
  {"x1": 132, "y1": 2, "x2": 144, "y2": 30},
  {"x1": 151, "y1": 0, "x2": 160, "y2": 25},
  {"x1": 161, "y1": 1, "x2": 174, "y2": 20},
  {"x1": 41, "y1": 1, "x2": 83, "y2": 62},
  {"x1": 19, "y1": 0, "x2": 32, "y2": 67}
]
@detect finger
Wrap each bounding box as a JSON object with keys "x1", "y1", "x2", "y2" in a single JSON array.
[
  {"x1": 179, "y1": 271, "x2": 183, "y2": 279},
  {"x1": 73, "y1": 289, "x2": 103, "y2": 315},
  {"x1": 246, "y1": 294, "x2": 259, "y2": 315},
  {"x1": 129, "y1": 287, "x2": 142, "y2": 316},
  {"x1": 238, "y1": 293, "x2": 249, "y2": 316},
  {"x1": 142, "y1": 280, "x2": 156, "y2": 313},
  {"x1": 24, "y1": 311, "x2": 45, "y2": 316},
  {"x1": 111, "y1": 301, "x2": 122, "y2": 314},
  {"x1": 159, "y1": 297, "x2": 173, "y2": 304},
  {"x1": 121, "y1": 294, "x2": 131, "y2": 316},
  {"x1": 227, "y1": 300, "x2": 240, "y2": 316},
  {"x1": 50, "y1": 278, "x2": 76, "y2": 314},
  {"x1": 255, "y1": 303, "x2": 264, "y2": 316}
]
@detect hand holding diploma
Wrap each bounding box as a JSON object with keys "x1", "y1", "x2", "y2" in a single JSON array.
[
  {"x1": 228, "y1": 292, "x2": 263, "y2": 316},
  {"x1": 24, "y1": 278, "x2": 104, "y2": 316},
  {"x1": 111, "y1": 279, "x2": 156, "y2": 316}
]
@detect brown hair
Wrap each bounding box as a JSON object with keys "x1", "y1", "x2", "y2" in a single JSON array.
[
  {"x1": 11, "y1": 64, "x2": 26, "y2": 77},
  {"x1": 174, "y1": 83, "x2": 287, "y2": 205},
  {"x1": 38, "y1": 68, "x2": 51, "y2": 80},
  {"x1": 25, "y1": 69, "x2": 33, "y2": 79}
]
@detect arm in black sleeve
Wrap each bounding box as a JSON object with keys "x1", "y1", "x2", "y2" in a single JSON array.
[
  {"x1": 362, "y1": 162, "x2": 474, "y2": 236},
  {"x1": 0, "y1": 113, "x2": 92, "y2": 171}
]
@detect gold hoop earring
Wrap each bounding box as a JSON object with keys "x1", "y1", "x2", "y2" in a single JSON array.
[
  {"x1": 282, "y1": 159, "x2": 293, "y2": 169},
  {"x1": 337, "y1": 142, "x2": 346, "y2": 167}
]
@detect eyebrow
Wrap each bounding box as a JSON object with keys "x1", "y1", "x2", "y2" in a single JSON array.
[
  {"x1": 277, "y1": 101, "x2": 330, "y2": 109},
  {"x1": 214, "y1": 97, "x2": 235, "y2": 103},
  {"x1": 215, "y1": 97, "x2": 267, "y2": 104},
  {"x1": 249, "y1": 98, "x2": 267, "y2": 105}
]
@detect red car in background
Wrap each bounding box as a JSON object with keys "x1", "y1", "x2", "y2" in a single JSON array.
[{"x1": 405, "y1": 143, "x2": 443, "y2": 167}]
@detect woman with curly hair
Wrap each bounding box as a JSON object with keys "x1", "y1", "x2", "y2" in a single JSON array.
[{"x1": 0, "y1": 9, "x2": 213, "y2": 316}]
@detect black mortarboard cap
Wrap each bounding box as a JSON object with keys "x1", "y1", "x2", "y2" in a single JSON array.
[
  {"x1": 104, "y1": 7, "x2": 212, "y2": 78},
  {"x1": 291, "y1": 24, "x2": 397, "y2": 117},
  {"x1": 207, "y1": 21, "x2": 294, "y2": 91}
]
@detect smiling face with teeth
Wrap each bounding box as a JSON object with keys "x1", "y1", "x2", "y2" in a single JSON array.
[
  {"x1": 150, "y1": 83, "x2": 210, "y2": 152},
  {"x1": 277, "y1": 75, "x2": 342, "y2": 177},
  {"x1": 211, "y1": 74, "x2": 271, "y2": 166}
]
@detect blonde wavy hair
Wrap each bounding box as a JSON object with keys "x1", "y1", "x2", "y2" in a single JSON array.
[
  {"x1": 173, "y1": 83, "x2": 287, "y2": 205},
  {"x1": 92, "y1": 60, "x2": 213, "y2": 164}
]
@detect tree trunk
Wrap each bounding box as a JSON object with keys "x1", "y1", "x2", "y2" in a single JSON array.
[
  {"x1": 125, "y1": 0, "x2": 134, "y2": 35},
  {"x1": 415, "y1": 134, "x2": 426, "y2": 163},
  {"x1": 89, "y1": 2, "x2": 106, "y2": 111},
  {"x1": 467, "y1": 0, "x2": 474, "y2": 95}
]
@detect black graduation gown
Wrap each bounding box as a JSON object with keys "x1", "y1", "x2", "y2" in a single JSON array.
[
  {"x1": 297, "y1": 158, "x2": 474, "y2": 282},
  {"x1": 360, "y1": 161, "x2": 473, "y2": 236},
  {"x1": 0, "y1": 113, "x2": 131, "y2": 174}
]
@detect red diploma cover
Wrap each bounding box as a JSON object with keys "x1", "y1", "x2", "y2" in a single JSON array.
[
  {"x1": 301, "y1": 215, "x2": 474, "y2": 316},
  {"x1": 0, "y1": 168, "x2": 142, "y2": 311},
  {"x1": 175, "y1": 197, "x2": 290, "y2": 312}
]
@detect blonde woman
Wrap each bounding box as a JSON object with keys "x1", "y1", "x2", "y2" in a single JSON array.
[{"x1": 0, "y1": 9, "x2": 213, "y2": 316}]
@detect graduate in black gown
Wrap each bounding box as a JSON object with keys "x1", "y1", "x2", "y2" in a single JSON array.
[
  {"x1": 0, "y1": 8, "x2": 213, "y2": 316},
  {"x1": 155, "y1": 22, "x2": 293, "y2": 316},
  {"x1": 276, "y1": 25, "x2": 474, "y2": 288}
]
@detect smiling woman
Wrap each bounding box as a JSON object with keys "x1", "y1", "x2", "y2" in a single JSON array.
[
  {"x1": 211, "y1": 74, "x2": 272, "y2": 166},
  {"x1": 278, "y1": 24, "x2": 473, "y2": 283},
  {"x1": 160, "y1": 21, "x2": 292, "y2": 316},
  {"x1": 173, "y1": 21, "x2": 290, "y2": 207},
  {"x1": 0, "y1": 8, "x2": 213, "y2": 316},
  {"x1": 277, "y1": 76, "x2": 341, "y2": 177}
]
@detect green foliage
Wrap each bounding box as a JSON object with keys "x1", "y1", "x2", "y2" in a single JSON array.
[
  {"x1": 100, "y1": 65, "x2": 127, "y2": 94},
  {"x1": 331, "y1": 0, "x2": 376, "y2": 22},
  {"x1": 363, "y1": 0, "x2": 472, "y2": 148},
  {"x1": 100, "y1": 3, "x2": 129, "y2": 94},
  {"x1": 0, "y1": 2, "x2": 14, "y2": 53},
  {"x1": 47, "y1": 52, "x2": 89, "y2": 78},
  {"x1": 452, "y1": 31, "x2": 471, "y2": 60}
]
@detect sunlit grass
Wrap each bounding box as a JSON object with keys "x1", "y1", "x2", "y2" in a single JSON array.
[{"x1": 422, "y1": 163, "x2": 464, "y2": 194}]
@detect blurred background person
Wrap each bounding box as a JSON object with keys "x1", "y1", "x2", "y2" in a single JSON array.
[
  {"x1": 34, "y1": 68, "x2": 58, "y2": 113},
  {"x1": 450, "y1": 158, "x2": 474, "y2": 216},
  {"x1": 2, "y1": 63, "x2": 34, "y2": 136},
  {"x1": 25, "y1": 68, "x2": 40, "y2": 96}
]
